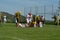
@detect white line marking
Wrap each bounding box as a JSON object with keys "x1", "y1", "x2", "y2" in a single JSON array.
[{"x1": 0, "y1": 36, "x2": 24, "y2": 40}]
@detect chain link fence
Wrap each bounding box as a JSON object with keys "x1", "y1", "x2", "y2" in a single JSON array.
[{"x1": 22, "y1": 5, "x2": 59, "y2": 21}]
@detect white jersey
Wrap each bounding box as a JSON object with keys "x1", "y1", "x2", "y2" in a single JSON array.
[
  {"x1": 4, "y1": 16, "x2": 7, "y2": 21},
  {"x1": 39, "y1": 22, "x2": 42, "y2": 27},
  {"x1": 41, "y1": 16, "x2": 44, "y2": 21},
  {"x1": 57, "y1": 16, "x2": 59, "y2": 21},
  {"x1": 26, "y1": 14, "x2": 32, "y2": 23}
]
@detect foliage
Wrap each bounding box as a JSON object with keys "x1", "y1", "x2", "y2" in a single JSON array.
[{"x1": 0, "y1": 12, "x2": 26, "y2": 23}]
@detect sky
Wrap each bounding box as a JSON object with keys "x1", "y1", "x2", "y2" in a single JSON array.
[{"x1": 0, "y1": 0, "x2": 59, "y2": 15}]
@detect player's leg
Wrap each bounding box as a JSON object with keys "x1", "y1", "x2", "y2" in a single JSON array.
[{"x1": 39, "y1": 21, "x2": 42, "y2": 27}]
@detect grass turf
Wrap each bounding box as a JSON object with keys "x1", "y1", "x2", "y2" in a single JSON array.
[{"x1": 0, "y1": 23, "x2": 60, "y2": 40}]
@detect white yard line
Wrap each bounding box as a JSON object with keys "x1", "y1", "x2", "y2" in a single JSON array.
[{"x1": 0, "y1": 36, "x2": 24, "y2": 40}]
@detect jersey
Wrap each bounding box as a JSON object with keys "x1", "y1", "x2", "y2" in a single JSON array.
[
  {"x1": 33, "y1": 21, "x2": 37, "y2": 24},
  {"x1": 35, "y1": 16, "x2": 40, "y2": 21}
]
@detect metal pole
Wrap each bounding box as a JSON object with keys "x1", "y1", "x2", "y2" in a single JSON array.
[
  {"x1": 29, "y1": 7, "x2": 32, "y2": 13},
  {"x1": 24, "y1": 7, "x2": 26, "y2": 17},
  {"x1": 44, "y1": 6, "x2": 46, "y2": 17},
  {"x1": 35, "y1": 6, "x2": 38, "y2": 15},
  {"x1": 58, "y1": 0, "x2": 60, "y2": 16},
  {"x1": 52, "y1": 4, "x2": 54, "y2": 16}
]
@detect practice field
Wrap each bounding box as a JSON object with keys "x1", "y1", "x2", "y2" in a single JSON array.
[{"x1": 0, "y1": 23, "x2": 60, "y2": 40}]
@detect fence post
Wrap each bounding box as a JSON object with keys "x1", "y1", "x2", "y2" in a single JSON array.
[{"x1": 44, "y1": 5, "x2": 46, "y2": 17}]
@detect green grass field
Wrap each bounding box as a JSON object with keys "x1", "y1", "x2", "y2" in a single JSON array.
[{"x1": 0, "y1": 23, "x2": 60, "y2": 40}]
